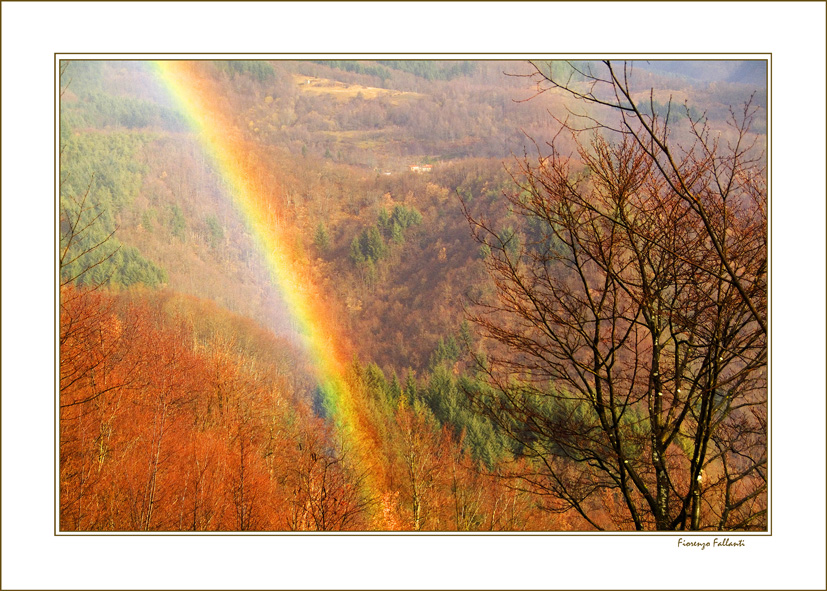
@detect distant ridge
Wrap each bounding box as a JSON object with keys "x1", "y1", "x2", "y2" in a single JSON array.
[{"x1": 634, "y1": 59, "x2": 767, "y2": 88}]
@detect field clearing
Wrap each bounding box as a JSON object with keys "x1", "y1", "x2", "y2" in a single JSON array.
[
  {"x1": 292, "y1": 74, "x2": 426, "y2": 102},
  {"x1": 323, "y1": 128, "x2": 390, "y2": 138},
  {"x1": 321, "y1": 128, "x2": 396, "y2": 148}
]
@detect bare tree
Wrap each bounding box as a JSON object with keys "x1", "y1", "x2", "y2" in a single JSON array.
[
  {"x1": 526, "y1": 60, "x2": 767, "y2": 334},
  {"x1": 286, "y1": 424, "x2": 374, "y2": 531},
  {"x1": 461, "y1": 60, "x2": 767, "y2": 530}
]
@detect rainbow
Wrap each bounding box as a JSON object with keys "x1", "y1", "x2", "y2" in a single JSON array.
[{"x1": 151, "y1": 60, "x2": 387, "y2": 521}]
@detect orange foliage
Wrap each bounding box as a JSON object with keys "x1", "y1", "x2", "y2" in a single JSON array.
[
  {"x1": 60, "y1": 285, "x2": 573, "y2": 531},
  {"x1": 59, "y1": 286, "x2": 371, "y2": 531}
]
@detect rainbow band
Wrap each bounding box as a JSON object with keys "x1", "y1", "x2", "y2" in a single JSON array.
[{"x1": 151, "y1": 61, "x2": 386, "y2": 517}]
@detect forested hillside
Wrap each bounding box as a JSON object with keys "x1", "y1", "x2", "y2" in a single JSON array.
[{"x1": 59, "y1": 59, "x2": 768, "y2": 531}]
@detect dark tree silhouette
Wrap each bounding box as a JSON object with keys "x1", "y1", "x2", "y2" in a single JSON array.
[{"x1": 462, "y1": 60, "x2": 767, "y2": 530}]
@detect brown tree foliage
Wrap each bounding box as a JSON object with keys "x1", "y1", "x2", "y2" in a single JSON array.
[{"x1": 59, "y1": 288, "x2": 374, "y2": 531}]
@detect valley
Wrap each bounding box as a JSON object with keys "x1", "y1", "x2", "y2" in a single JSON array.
[{"x1": 58, "y1": 58, "x2": 768, "y2": 532}]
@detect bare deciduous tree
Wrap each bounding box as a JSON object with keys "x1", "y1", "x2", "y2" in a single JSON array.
[{"x1": 462, "y1": 60, "x2": 767, "y2": 530}]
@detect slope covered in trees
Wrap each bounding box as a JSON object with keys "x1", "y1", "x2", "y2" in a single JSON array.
[{"x1": 59, "y1": 58, "x2": 767, "y2": 531}]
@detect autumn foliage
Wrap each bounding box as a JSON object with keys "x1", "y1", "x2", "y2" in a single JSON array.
[
  {"x1": 58, "y1": 59, "x2": 767, "y2": 532},
  {"x1": 59, "y1": 285, "x2": 565, "y2": 531}
]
